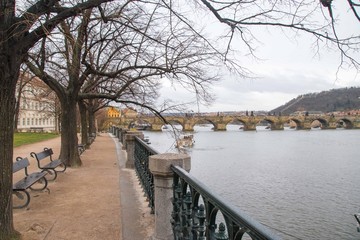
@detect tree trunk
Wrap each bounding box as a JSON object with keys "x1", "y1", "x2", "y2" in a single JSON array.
[
  {"x1": 59, "y1": 95, "x2": 82, "y2": 167},
  {"x1": 0, "y1": 58, "x2": 21, "y2": 239},
  {"x1": 14, "y1": 77, "x2": 23, "y2": 132},
  {"x1": 87, "y1": 102, "x2": 97, "y2": 147},
  {"x1": 88, "y1": 107, "x2": 96, "y2": 136},
  {"x1": 78, "y1": 100, "x2": 89, "y2": 148}
]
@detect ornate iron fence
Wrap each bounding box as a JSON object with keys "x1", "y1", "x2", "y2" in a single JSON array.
[
  {"x1": 171, "y1": 165, "x2": 281, "y2": 240},
  {"x1": 134, "y1": 136, "x2": 157, "y2": 214},
  {"x1": 111, "y1": 126, "x2": 280, "y2": 239}
]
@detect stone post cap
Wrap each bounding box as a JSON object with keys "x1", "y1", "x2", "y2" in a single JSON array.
[
  {"x1": 125, "y1": 131, "x2": 144, "y2": 140},
  {"x1": 149, "y1": 153, "x2": 191, "y2": 177}
]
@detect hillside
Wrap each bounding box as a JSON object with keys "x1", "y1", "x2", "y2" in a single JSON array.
[{"x1": 271, "y1": 87, "x2": 360, "y2": 115}]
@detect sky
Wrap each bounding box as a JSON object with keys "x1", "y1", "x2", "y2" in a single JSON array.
[{"x1": 156, "y1": 1, "x2": 360, "y2": 113}]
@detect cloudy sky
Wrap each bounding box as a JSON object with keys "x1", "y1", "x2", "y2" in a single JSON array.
[{"x1": 157, "y1": 2, "x2": 360, "y2": 113}]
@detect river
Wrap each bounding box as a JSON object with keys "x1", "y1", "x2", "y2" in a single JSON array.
[{"x1": 142, "y1": 125, "x2": 360, "y2": 240}]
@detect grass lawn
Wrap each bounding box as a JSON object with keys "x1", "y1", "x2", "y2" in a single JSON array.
[{"x1": 14, "y1": 132, "x2": 60, "y2": 147}]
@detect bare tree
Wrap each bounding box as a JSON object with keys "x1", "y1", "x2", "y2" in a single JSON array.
[
  {"x1": 0, "y1": 0, "x2": 114, "y2": 238},
  {"x1": 26, "y1": 1, "x2": 228, "y2": 167},
  {"x1": 78, "y1": 98, "x2": 108, "y2": 147},
  {"x1": 198, "y1": 0, "x2": 359, "y2": 69}
]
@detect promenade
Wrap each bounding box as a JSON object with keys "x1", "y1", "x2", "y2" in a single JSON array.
[{"x1": 13, "y1": 133, "x2": 154, "y2": 240}]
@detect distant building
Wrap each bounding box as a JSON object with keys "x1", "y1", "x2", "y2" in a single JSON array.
[
  {"x1": 107, "y1": 106, "x2": 121, "y2": 118},
  {"x1": 16, "y1": 74, "x2": 57, "y2": 132}
]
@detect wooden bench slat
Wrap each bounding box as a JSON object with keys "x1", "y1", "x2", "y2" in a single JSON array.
[
  {"x1": 12, "y1": 157, "x2": 49, "y2": 208},
  {"x1": 13, "y1": 172, "x2": 47, "y2": 190},
  {"x1": 33, "y1": 148, "x2": 53, "y2": 161},
  {"x1": 13, "y1": 158, "x2": 30, "y2": 173},
  {"x1": 30, "y1": 148, "x2": 66, "y2": 181},
  {"x1": 42, "y1": 159, "x2": 64, "y2": 169}
]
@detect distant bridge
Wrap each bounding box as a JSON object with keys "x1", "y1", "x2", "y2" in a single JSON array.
[{"x1": 114, "y1": 113, "x2": 360, "y2": 131}]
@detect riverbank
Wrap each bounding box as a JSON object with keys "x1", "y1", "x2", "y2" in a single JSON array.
[{"x1": 13, "y1": 133, "x2": 154, "y2": 240}]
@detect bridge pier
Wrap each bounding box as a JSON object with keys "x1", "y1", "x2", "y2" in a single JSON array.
[
  {"x1": 214, "y1": 123, "x2": 227, "y2": 131},
  {"x1": 326, "y1": 120, "x2": 338, "y2": 129},
  {"x1": 151, "y1": 123, "x2": 163, "y2": 131},
  {"x1": 299, "y1": 121, "x2": 312, "y2": 130},
  {"x1": 323, "y1": 123, "x2": 337, "y2": 129},
  {"x1": 243, "y1": 123, "x2": 257, "y2": 131},
  {"x1": 271, "y1": 122, "x2": 284, "y2": 130},
  {"x1": 183, "y1": 123, "x2": 194, "y2": 131}
]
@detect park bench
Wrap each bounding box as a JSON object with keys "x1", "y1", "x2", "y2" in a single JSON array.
[
  {"x1": 88, "y1": 133, "x2": 96, "y2": 145},
  {"x1": 30, "y1": 147, "x2": 67, "y2": 181},
  {"x1": 78, "y1": 144, "x2": 85, "y2": 155},
  {"x1": 12, "y1": 157, "x2": 48, "y2": 209},
  {"x1": 29, "y1": 127, "x2": 44, "y2": 132}
]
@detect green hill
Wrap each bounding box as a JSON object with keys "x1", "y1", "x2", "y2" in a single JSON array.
[{"x1": 271, "y1": 87, "x2": 360, "y2": 115}]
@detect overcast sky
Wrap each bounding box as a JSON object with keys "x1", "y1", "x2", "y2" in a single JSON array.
[{"x1": 157, "y1": 2, "x2": 360, "y2": 113}]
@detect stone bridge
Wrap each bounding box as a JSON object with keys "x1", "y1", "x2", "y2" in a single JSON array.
[{"x1": 115, "y1": 113, "x2": 360, "y2": 131}]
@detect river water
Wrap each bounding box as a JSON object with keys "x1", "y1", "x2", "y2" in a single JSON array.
[{"x1": 143, "y1": 125, "x2": 360, "y2": 240}]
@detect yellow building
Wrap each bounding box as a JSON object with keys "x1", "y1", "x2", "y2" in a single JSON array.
[{"x1": 107, "y1": 106, "x2": 121, "y2": 118}]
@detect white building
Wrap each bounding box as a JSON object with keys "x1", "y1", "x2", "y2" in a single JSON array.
[{"x1": 16, "y1": 74, "x2": 57, "y2": 132}]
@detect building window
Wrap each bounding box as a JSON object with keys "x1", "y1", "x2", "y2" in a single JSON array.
[{"x1": 22, "y1": 118, "x2": 25, "y2": 126}]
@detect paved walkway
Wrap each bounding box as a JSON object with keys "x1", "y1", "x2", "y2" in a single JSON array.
[{"x1": 13, "y1": 133, "x2": 153, "y2": 240}]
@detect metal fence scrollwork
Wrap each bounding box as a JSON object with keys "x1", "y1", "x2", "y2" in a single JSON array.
[
  {"x1": 171, "y1": 165, "x2": 281, "y2": 240},
  {"x1": 134, "y1": 136, "x2": 157, "y2": 214}
]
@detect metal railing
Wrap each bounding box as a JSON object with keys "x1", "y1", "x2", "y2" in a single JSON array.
[
  {"x1": 134, "y1": 136, "x2": 157, "y2": 214},
  {"x1": 110, "y1": 126, "x2": 280, "y2": 239},
  {"x1": 111, "y1": 126, "x2": 125, "y2": 144},
  {"x1": 171, "y1": 166, "x2": 280, "y2": 240}
]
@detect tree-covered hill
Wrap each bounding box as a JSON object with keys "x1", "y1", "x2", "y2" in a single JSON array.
[{"x1": 271, "y1": 87, "x2": 360, "y2": 115}]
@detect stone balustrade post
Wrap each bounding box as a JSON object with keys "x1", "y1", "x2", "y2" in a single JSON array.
[
  {"x1": 120, "y1": 129, "x2": 127, "y2": 144},
  {"x1": 124, "y1": 131, "x2": 144, "y2": 168},
  {"x1": 149, "y1": 153, "x2": 191, "y2": 240},
  {"x1": 115, "y1": 127, "x2": 119, "y2": 138},
  {"x1": 117, "y1": 128, "x2": 123, "y2": 142}
]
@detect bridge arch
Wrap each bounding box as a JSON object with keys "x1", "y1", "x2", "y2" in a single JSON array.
[
  {"x1": 192, "y1": 119, "x2": 217, "y2": 131},
  {"x1": 336, "y1": 118, "x2": 354, "y2": 129},
  {"x1": 163, "y1": 120, "x2": 184, "y2": 131},
  {"x1": 310, "y1": 118, "x2": 329, "y2": 129},
  {"x1": 260, "y1": 118, "x2": 284, "y2": 130},
  {"x1": 287, "y1": 118, "x2": 302, "y2": 130},
  {"x1": 226, "y1": 119, "x2": 246, "y2": 131},
  {"x1": 229, "y1": 117, "x2": 256, "y2": 131}
]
